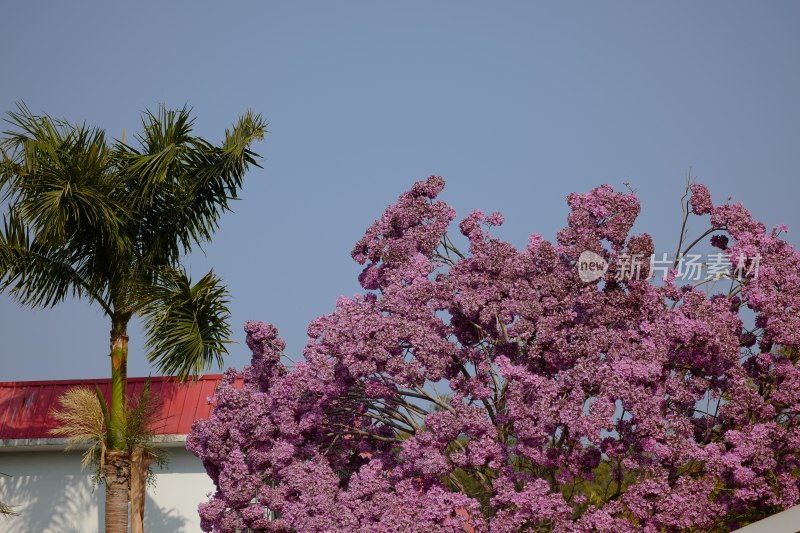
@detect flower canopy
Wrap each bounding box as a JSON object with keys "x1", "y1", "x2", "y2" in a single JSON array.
[{"x1": 190, "y1": 177, "x2": 800, "y2": 532}]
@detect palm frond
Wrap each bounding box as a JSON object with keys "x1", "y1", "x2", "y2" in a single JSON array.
[
  {"x1": 181, "y1": 109, "x2": 266, "y2": 235},
  {"x1": 49, "y1": 387, "x2": 107, "y2": 472},
  {"x1": 125, "y1": 379, "x2": 156, "y2": 451},
  {"x1": 94, "y1": 384, "x2": 112, "y2": 444},
  {"x1": 138, "y1": 268, "x2": 232, "y2": 381},
  {"x1": 1, "y1": 103, "x2": 128, "y2": 249},
  {"x1": 136, "y1": 105, "x2": 195, "y2": 154},
  {"x1": 116, "y1": 109, "x2": 266, "y2": 267},
  {"x1": 49, "y1": 383, "x2": 168, "y2": 486},
  {"x1": 125, "y1": 380, "x2": 167, "y2": 477},
  {"x1": 0, "y1": 212, "x2": 114, "y2": 314},
  {"x1": 115, "y1": 106, "x2": 195, "y2": 213},
  {"x1": 0, "y1": 104, "x2": 131, "y2": 313}
]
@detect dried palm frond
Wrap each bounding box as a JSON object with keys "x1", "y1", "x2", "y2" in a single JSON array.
[
  {"x1": 49, "y1": 382, "x2": 167, "y2": 486},
  {"x1": 49, "y1": 386, "x2": 107, "y2": 475},
  {"x1": 124, "y1": 380, "x2": 167, "y2": 486}
]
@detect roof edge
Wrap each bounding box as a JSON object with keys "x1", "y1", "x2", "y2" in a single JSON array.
[
  {"x1": 0, "y1": 375, "x2": 227, "y2": 387},
  {"x1": 0, "y1": 434, "x2": 189, "y2": 452}
]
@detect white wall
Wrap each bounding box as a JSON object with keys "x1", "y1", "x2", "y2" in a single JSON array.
[
  {"x1": 0, "y1": 446, "x2": 214, "y2": 532},
  {"x1": 732, "y1": 505, "x2": 800, "y2": 532}
]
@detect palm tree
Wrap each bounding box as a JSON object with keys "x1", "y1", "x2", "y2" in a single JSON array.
[
  {"x1": 0, "y1": 104, "x2": 266, "y2": 532},
  {"x1": 50, "y1": 383, "x2": 164, "y2": 533}
]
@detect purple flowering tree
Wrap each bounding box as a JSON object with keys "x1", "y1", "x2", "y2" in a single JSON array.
[{"x1": 189, "y1": 177, "x2": 800, "y2": 532}]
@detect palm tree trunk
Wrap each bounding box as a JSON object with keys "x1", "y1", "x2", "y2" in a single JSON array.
[
  {"x1": 104, "y1": 450, "x2": 131, "y2": 533},
  {"x1": 107, "y1": 315, "x2": 131, "y2": 533},
  {"x1": 130, "y1": 446, "x2": 153, "y2": 533},
  {"x1": 109, "y1": 317, "x2": 129, "y2": 449}
]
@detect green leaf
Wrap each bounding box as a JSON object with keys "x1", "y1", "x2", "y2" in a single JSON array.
[
  {"x1": 138, "y1": 268, "x2": 232, "y2": 381},
  {"x1": 94, "y1": 384, "x2": 112, "y2": 446}
]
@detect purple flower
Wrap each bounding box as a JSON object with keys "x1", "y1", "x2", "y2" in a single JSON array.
[
  {"x1": 711, "y1": 234, "x2": 729, "y2": 249},
  {"x1": 690, "y1": 183, "x2": 713, "y2": 215},
  {"x1": 190, "y1": 178, "x2": 800, "y2": 531}
]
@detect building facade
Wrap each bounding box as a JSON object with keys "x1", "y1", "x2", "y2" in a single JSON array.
[{"x1": 0, "y1": 375, "x2": 233, "y2": 532}]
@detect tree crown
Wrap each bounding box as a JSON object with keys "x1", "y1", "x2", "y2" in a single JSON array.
[
  {"x1": 190, "y1": 177, "x2": 798, "y2": 531},
  {"x1": 0, "y1": 104, "x2": 266, "y2": 378}
]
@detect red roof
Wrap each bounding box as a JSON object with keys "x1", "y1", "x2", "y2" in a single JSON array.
[{"x1": 0, "y1": 375, "x2": 240, "y2": 441}]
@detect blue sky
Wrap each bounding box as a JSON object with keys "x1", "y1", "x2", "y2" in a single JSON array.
[{"x1": 1, "y1": 1, "x2": 799, "y2": 381}]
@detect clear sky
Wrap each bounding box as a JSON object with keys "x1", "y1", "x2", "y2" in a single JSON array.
[{"x1": 1, "y1": 1, "x2": 799, "y2": 381}]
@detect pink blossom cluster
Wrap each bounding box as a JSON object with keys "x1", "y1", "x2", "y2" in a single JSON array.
[{"x1": 189, "y1": 177, "x2": 800, "y2": 532}]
